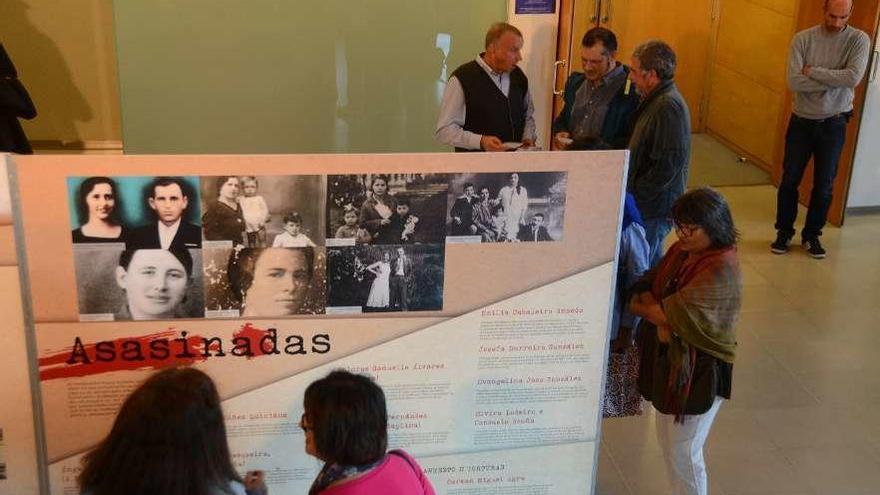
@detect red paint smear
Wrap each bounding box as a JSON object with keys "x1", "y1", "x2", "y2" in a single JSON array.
[
  {"x1": 38, "y1": 330, "x2": 211, "y2": 381},
  {"x1": 232, "y1": 323, "x2": 273, "y2": 359}
]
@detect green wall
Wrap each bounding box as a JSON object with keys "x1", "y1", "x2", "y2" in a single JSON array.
[{"x1": 114, "y1": 0, "x2": 506, "y2": 154}]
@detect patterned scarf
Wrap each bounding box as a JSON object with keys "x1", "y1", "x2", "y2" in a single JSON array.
[
  {"x1": 308, "y1": 456, "x2": 385, "y2": 495},
  {"x1": 651, "y1": 242, "x2": 741, "y2": 422}
]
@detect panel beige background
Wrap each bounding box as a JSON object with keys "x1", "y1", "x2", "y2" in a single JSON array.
[
  {"x1": 706, "y1": 0, "x2": 797, "y2": 169},
  {"x1": 36, "y1": 316, "x2": 444, "y2": 462},
  {"x1": 0, "y1": 0, "x2": 121, "y2": 147},
  {"x1": 13, "y1": 152, "x2": 625, "y2": 323}
]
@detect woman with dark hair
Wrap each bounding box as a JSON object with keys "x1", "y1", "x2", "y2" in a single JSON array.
[
  {"x1": 78, "y1": 367, "x2": 266, "y2": 495},
  {"x1": 358, "y1": 175, "x2": 397, "y2": 243},
  {"x1": 228, "y1": 247, "x2": 316, "y2": 316},
  {"x1": 71, "y1": 177, "x2": 127, "y2": 243},
  {"x1": 301, "y1": 370, "x2": 435, "y2": 495},
  {"x1": 114, "y1": 248, "x2": 199, "y2": 320},
  {"x1": 202, "y1": 176, "x2": 246, "y2": 245},
  {"x1": 630, "y1": 187, "x2": 742, "y2": 495}
]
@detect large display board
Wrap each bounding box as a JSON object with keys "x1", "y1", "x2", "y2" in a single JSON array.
[{"x1": 11, "y1": 151, "x2": 626, "y2": 495}]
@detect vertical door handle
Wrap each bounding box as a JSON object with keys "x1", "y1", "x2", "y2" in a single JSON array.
[
  {"x1": 590, "y1": 0, "x2": 600, "y2": 22},
  {"x1": 553, "y1": 60, "x2": 567, "y2": 96},
  {"x1": 602, "y1": 0, "x2": 613, "y2": 23},
  {"x1": 870, "y1": 50, "x2": 879, "y2": 83}
]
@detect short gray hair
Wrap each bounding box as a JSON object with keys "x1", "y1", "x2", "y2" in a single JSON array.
[
  {"x1": 632, "y1": 40, "x2": 676, "y2": 81},
  {"x1": 485, "y1": 22, "x2": 522, "y2": 49}
]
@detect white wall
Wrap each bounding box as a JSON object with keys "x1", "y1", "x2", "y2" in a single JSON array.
[
  {"x1": 508, "y1": 0, "x2": 560, "y2": 149},
  {"x1": 848, "y1": 37, "x2": 880, "y2": 209}
]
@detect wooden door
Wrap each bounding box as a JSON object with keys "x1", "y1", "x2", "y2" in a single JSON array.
[
  {"x1": 554, "y1": 0, "x2": 717, "y2": 130},
  {"x1": 774, "y1": 1, "x2": 880, "y2": 226},
  {"x1": 603, "y1": 0, "x2": 716, "y2": 130}
]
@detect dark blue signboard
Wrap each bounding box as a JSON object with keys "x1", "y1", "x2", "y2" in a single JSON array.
[{"x1": 515, "y1": 0, "x2": 556, "y2": 14}]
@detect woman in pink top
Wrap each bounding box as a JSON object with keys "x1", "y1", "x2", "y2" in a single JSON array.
[{"x1": 301, "y1": 370, "x2": 436, "y2": 495}]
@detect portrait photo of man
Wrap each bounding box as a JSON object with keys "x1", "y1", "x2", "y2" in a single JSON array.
[{"x1": 127, "y1": 176, "x2": 202, "y2": 250}]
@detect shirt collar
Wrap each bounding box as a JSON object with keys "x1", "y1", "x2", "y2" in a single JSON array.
[
  {"x1": 590, "y1": 63, "x2": 625, "y2": 88},
  {"x1": 476, "y1": 53, "x2": 505, "y2": 77},
  {"x1": 159, "y1": 218, "x2": 182, "y2": 231}
]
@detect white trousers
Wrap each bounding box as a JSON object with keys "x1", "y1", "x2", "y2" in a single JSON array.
[{"x1": 655, "y1": 397, "x2": 723, "y2": 495}]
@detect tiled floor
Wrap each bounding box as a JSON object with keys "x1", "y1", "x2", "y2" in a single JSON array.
[{"x1": 597, "y1": 185, "x2": 880, "y2": 495}]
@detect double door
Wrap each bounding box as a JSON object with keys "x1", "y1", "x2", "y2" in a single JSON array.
[{"x1": 554, "y1": 0, "x2": 717, "y2": 130}]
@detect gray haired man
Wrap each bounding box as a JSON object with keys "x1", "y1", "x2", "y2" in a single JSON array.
[{"x1": 626, "y1": 40, "x2": 691, "y2": 267}]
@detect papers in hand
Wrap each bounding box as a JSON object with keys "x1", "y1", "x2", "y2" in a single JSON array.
[{"x1": 502, "y1": 142, "x2": 523, "y2": 151}]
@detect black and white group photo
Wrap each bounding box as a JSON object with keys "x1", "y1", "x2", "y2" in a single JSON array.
[
  {"x1": 325, "y1": 174, "x2": 448, "y2": 246},
  {"x1": 446, "y1": 172, "x2": 568, "y2": 242},
  {"x1": 326, "y1": 244, "x2": 444, "y2": 313}
]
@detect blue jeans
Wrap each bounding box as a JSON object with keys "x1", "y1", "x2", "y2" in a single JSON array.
[
  {"x1": 775, "y1": 113, "x2": 848, "y2": 240},
  {"x1": 643, "y1": 217, "x2": 673, "y2": 268}
]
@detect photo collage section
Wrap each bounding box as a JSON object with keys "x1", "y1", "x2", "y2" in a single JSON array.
[
  {"x1": 69, "y1": 172, "x2": 566, "y2": 321},
  {"x1": 324, "y1": 174, "x2": 447, "y2": 314}
]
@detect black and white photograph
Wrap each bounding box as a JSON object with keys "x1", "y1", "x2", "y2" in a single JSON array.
[
  {"x1": 326, "y1": 244, "x2": 444, "y2": 313},
  {"x1": 199, "y1": 175, "x2": 324, "y2": 248},
  {"x1": 325, "y1": 174, "x2": 449, "y2": 246},
  {"x1": 67, "y1": 176, "x2": 202, "y2": 247},
  {"x1": 203, "y1": 247, "x2": 326, "y2": 318},
  {"x1": 74, "y1": 246, "x2": 205, "y2": 321},
  {"x1": 446, "y1": 172, "x2": 568, "y2": 243}
]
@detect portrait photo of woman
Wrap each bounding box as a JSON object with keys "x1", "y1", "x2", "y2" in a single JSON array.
[
  {"x1": 114, "y1": 248, "x2": 204, "y2": 320},
  {"x1": 358, "y1": 175, "x2": 398, "y2": 244},
  {"x1": 201, "y1": 176, "x2": 246, "y2": 246},
  {"x1": 223, "y1": 247, "x2": 326, "y2": 317},
  {"x1": 71, "y1": 176, "x2": 128, "y2": 243}
]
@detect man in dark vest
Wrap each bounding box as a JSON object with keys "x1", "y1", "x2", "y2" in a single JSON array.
[{"x1": 435, "y1": 22, "x2": 536, "y2": 152}]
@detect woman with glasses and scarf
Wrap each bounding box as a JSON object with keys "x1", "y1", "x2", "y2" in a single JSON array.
[
  {"x1": 300, "y1": 370, "x2": 435, "y2": 495},
  {"x1": 630, "y1": 187, "x2": 742, "y2": 495}
]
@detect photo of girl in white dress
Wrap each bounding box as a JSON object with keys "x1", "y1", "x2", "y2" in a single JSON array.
[{"x1": 365, "y1": 250, "x2": 392, "y2": 309}]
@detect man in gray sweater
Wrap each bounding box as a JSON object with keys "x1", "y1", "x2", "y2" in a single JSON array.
[
  {"x1": 772, "y1": 0, "x2": 870, "y2": 258},
  {"x1": 627, "y1": 40, "x2": 690, "y2": 266}
]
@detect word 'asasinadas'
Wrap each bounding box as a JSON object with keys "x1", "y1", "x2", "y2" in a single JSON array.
[{"x1": 64, "y1": 329, "x2": 331, "y2": 365}]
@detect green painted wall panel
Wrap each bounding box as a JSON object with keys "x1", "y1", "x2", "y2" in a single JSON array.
[{"x1": 114, "y1": 0, "x2": 506, "y2": 153}]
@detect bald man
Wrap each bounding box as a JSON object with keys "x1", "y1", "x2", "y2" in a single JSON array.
[{"x1": 772, "y1": 0, "x2": 869, "y2": 259}]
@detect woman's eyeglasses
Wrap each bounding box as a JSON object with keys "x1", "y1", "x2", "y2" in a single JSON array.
[{"x1": 674, "y1": 223, "x2": 701, "y2": 237}]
